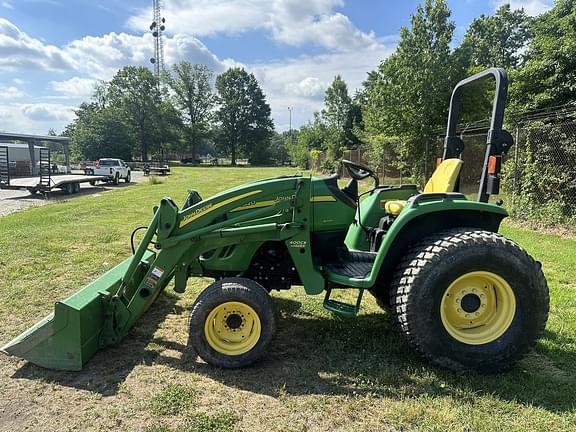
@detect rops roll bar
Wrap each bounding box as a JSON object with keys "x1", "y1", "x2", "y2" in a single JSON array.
[{"x1": 442, "y1": 67, "x2": 514, "y2": 203}]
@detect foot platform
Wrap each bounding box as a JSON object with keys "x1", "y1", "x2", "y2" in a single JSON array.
[{"x1": 323, "y1": 288, "x2": 364, "y2": 317}]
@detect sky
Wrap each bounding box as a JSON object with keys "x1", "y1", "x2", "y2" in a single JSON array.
[{"x1": 0, "y1": 0, "x2": 555, "y2": 135}]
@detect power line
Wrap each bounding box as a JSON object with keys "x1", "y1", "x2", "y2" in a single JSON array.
[{"x1": 432, "y1": 103, "x2": 576, "y2": 137}]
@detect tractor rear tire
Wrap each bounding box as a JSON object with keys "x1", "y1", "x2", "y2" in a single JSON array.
[
  {"x1": 189, "y1": 277, "x2": 276, "y2": 368},
  {"x1": 390, "y1": 228, "x2": 549, "y2": 373}
]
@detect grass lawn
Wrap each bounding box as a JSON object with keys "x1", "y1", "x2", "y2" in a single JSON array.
[{"x1": 0, "y1": 167, "x2": 575, "y2": 432}]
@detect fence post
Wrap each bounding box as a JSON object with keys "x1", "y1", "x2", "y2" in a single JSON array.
[
  {"x1": 512, "y1": 125, "x2": 520, "y2": 211},
  {"x1": 424, "y1": 141, "x2": 429, "y2": 182}
]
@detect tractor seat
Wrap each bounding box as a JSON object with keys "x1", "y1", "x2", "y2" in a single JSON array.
[{"x1": 384, "y1": 158, "x2": 464, "y2": 215}]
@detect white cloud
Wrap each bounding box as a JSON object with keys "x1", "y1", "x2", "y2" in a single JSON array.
[
  {"x1": 127, "y1": 0, "x2": 269, "y2": 37},
  {"x1": 0, "y1": 18, "x2": 226, "y2": 78},
  {"x1": 127, "y1": 0, "x2": 380, "y2": 52},
  {"x1": 492, "y1": 0, "x2": 553, "y2": 16},
  {"x1": 64, "y1": 31, "x2": 226, "y2": 79},
  {"x1": 64, "y1": 32, "x2": 153, "y2": 79},
  {"x1": 0, "y1": 18, "x2": 74, "y2": 71},
  {"x1": 269, "y1": 1, "x2": 380, "y2": 51},
  {"x1": 164, "y1": 33, "x2": 228, "y2": 72},
  {"x1": 0, "y1": 85, "x2": 24, "y2": 99},
  {"x1": 250, "y1": 43, "x2": 394, "y2": 130},
  {"x1": 21, "y1": 103, "x2": 75, "y2": 122},
  {"x1": 0, "y1": 103, "x2": 75, "y2": 134},
  {"x1": 50, "y1": 77, "x2": 97, "y2": 99},
  {"x1": 285, "y1": 77, "x2": 328, "y2": 99},
  {"x1": 2, "y1": 1, "x2": 13, "y2": 9}
]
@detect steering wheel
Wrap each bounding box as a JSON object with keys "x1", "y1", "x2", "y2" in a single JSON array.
[{"x1": 342, "y1": 159, "x2": 376, "y2": 183}]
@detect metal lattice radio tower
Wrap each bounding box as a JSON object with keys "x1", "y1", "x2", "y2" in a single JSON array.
[{"x1": 149, "y1": 0, "x2": 166, "y2": 78}]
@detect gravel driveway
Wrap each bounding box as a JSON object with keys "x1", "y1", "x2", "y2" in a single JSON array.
[{"x1": 0, "y1": 170, "x2": 145, "y2": 217}]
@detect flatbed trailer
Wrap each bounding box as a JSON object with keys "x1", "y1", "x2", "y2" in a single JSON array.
[
  {"x1": 0, "y1": 145, "x2": 106, "y2": 195},
  {"x1": 143, "y1": 163, "x2": 170, "y2": 176},
  {"x1": 1, "y1": 174, "x2": 108, "y2": 195}
]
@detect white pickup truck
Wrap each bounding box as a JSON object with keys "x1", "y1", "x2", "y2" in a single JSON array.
[{"x1": 85, "y1": 158, "x2": 131, "y2": 185}]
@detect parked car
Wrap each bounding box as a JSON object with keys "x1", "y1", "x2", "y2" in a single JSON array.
[{"x1": 85, "y1": 158, "x2": 131, "y2": 185}]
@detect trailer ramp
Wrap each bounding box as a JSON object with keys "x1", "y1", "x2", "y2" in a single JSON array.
[{"x1": 0, "y1": 146, "x2": 9, "y2": 186}]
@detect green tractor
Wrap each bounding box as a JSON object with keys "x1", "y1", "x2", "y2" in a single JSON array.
[{"x1": 2, "y1": 68, "x2": 549, "y2": 373}]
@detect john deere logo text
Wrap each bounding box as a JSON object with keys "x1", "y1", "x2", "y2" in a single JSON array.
[{"x1": 181, "y1": 203, "x2": 213, "y2": 224}]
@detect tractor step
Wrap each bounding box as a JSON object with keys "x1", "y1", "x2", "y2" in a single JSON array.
[{"x1": 323, "y1": 288, "x2": 364, "y2": 317}]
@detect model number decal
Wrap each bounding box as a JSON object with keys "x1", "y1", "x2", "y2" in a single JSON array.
[{"x1": 289, "y1": 240, "x2": 307, "y2": 248}]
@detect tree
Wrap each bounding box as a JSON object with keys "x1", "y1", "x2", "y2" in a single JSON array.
[
  {"x1": 107, "y1": 66, "x2": 163, "y2": 160},
  {"x1": 321, "y1": 75, "x2": 361, "y2": 153},
  {"x1": 154, "y1": 100, "x2": 184, "y2": 161},
  {"x1": 66, "y1": 102, "x2": 134, "y2": 161},
  {"x1": 460, "y1": 5, "x2": 532, "y2": 70},
  {"x1": 215, "y1": 68, "x2": 274, "y2": 165},
  {"x1": 290, "y1": 119, "x2": 324, "y2": 169},
  {"x1": 361, "y1": 0, "x2": 458, "y2": 177},
  {"x1": 511, "y1": 0, "x2": 576, "y2": 112},
  {"x1": 269, "y1": 131, "x2": 291, "y2": 165},
  {"x1": 323, "y1": 75, "x2": 352, "y2": 129},
  {"x1": 163, "y1": 62, "x2": 215, "y2": 161}
]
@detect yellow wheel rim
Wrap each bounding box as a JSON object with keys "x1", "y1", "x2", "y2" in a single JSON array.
[
  {"x1": 440, "y1": 271, "x2": 516, "y2": 345},
  {"x1": 204, "y1": 301, "x2": 261, "y2": 355}
]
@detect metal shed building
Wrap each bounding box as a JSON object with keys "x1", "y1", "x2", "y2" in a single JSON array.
[
  {"x1": 0, "y1": 133, "x2": 70, "y2": 175},
  {"x1": 3, "y1": 142, "x2": 48, "y2": 162}
]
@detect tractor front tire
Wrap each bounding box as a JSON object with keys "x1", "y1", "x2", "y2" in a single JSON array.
[
  {"x1": 369, "y1": 275, "x2": 393, "y2": 311},
  {"x1": 391, "y1": 228, "x2": 549, "y2": 373},
  {"x1": 189, "y1": 277, "x2": 276, "y2": 368}
]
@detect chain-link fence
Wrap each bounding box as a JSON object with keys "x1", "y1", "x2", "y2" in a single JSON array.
[
  {"x1": 341, "y1": 120, "x2": 576, "y2": 226},
  {"x1": 504, "y1": 121, "x2": 576, "y2": 225}
]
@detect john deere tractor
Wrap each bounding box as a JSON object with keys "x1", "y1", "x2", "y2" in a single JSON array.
[{"x1": 2, "y1": 68, "x2": 549, "y2": 373}]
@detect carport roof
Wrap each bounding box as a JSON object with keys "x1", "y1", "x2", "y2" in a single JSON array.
[
  {"x1": 1, "y1": 143, "x2": 48, "y2": 149},
  {"x1": 0, "y1": 132, "x2": 69, "y2": 142}
]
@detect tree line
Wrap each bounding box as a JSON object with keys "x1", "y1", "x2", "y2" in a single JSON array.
[
  {"x1": 66, "y1": 64, "x2": 276, "y2": 165},
  {"x1": 288, "y1": 0, "x2": 576, "y2": 177}
]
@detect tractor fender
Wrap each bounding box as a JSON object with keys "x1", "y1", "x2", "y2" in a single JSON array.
[{"x1": 366, "y1": 198, "x2": 508, "y2": 288}]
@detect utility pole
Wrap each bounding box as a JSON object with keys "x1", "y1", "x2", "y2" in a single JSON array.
[{"x1": 288, "y1": 106, "x2": 293, "y2": 142}]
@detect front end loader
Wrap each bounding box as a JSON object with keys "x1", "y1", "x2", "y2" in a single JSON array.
[{"x1": 2, "y1": 68, "x2": 549, "y2": 373}]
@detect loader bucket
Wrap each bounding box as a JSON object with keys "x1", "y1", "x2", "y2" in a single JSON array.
[{"x1": 1, "y1": 250, "x2": 155, "y2": 371}]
